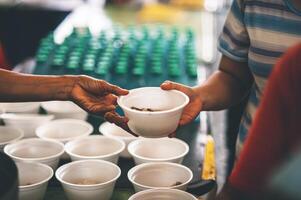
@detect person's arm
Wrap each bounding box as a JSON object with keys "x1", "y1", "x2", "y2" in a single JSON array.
[
  {"x1": 215, "y1": 44, "x2": 301, "y2": 200},
  {"x1": 161, "y1": 55, "x2": 253, "y2": 125},
  {"x1": 0, "y1": 69, "x2": 128, "y2": 116},
  {"x1": 161, "y1": 0, "x2": 253, "y2": 126}
]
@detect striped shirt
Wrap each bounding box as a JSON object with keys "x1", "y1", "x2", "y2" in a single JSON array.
[{"x1": 218, "y1": 0, "x2": 301, "y2": 152}]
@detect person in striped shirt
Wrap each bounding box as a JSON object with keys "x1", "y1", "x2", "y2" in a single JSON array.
[{"x1": 161, "y1": 0, "x2": 301, "y2": 151}]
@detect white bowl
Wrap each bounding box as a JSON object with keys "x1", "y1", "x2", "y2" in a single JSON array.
[
  {"x1": 1, "y1": 113, "x2": 54, "y2": 138},
  {"x1": 4, "y1": 138, "x2": 64, "y2": 169},
  {"x1": 56, "y1": 160, "x2": 121, "y2": 200},
  {"x1": 117, "y1": 87, "x2": 189, "y2": 138},
  {"x1": 65, "y1": 135, "x2": 125, "y2": 164},
  {"x1": 41, "y1": 101, "x2": 88, "y2": 120},
  {"x1": 35, "y1": 119, "x2": 93, "y2": 144},
  {"x1": 0, "y1": 102, "x2": 40, "y2": 113},
  {"x1": 128, "y1": 162, "x2": 193, "y2": 192},
  {"x1": 129, "y1": 189, "x2": 198, "y2": 200},
  {"x1": 0, "y1": 126, "x2": 24, "y2": 150},
  {"x1": 99, "y1": 122, "x2": 137, "y2": 158},
  {"x1": 128, "y1": 138, "x2": 189, "y2": 165},
  {"x1": 17, "y1": 162, "x2": 53, "y2": 200}
]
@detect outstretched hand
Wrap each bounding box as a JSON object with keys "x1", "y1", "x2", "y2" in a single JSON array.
[
  {"x1": 70, "y1": 75, "x2": 128, "y2": 116},
  {"x1": 161, "y1": 80, "x2": 203, "y2": 126}
]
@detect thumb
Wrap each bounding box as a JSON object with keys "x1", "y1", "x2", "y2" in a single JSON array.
[{"x1": 160, "y1": 80, "x2": 190, "y2": 94}]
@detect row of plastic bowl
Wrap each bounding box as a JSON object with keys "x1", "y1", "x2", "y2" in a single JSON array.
[{"x1": 0, "y1": 119, "x2": 194, "y2": 200}]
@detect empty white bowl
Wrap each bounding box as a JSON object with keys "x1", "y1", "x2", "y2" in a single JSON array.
[
  {"x1": 128, "y1": 189, "x2": 198, "y2": 200},
  {"x1": 128, "y1": 162, "x2": 193, "y2": 192},
  {"x1": 65, "y1": 135, "x2": 125, "y2": 164},
  {"x1": 56, "y1": 160, "x2": 121, "y2": 200},
  {"x1": 0, "y1": 126, "x2": 24, "y2": 150},
  {"x1": 128, "y1": 138, "x2": 189, "y2": 165},
  {"x1": 41, "y1": 101, "x2": 88, "y2": 120},
  {"x1": 1, "y1": 113, "x2": 54, "y2": 138},
  {"x1": 4, "y1": 138, "x2": 64, "y2": 169},
  {"x1": 17, "y1": 162, "x2": 53, "y2": 200},
  {"x1": 117, "y1": 87, "x2": 189, "y2": 138},
  {"x1": 0, "y1": 102, "x2": 40, "y2": 113},
  {"x1": 99, "y1": 122, "x2": 137, "y2": 158},
  {"x1": 35, "y1": 119, "x2": 93, "y2": 144}
]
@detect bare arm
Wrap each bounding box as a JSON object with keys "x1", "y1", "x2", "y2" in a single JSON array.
[
  {"x1": 161, "y1": 55, "x2": 254, "y2": 125},
  {"x1": 0, "y1": 69, "x2": 128, "y2": 117}
]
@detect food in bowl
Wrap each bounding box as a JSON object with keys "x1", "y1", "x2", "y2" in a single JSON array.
[{"x1": 118, "y1": 87, "x2": 189, "y2": 138}]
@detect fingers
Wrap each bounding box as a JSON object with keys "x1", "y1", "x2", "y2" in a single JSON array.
[
  {"x1": 104, "y1": 111, "x2": 138, "y2": 137},
  {"x1": 160, "y1": 80, "x2": 191, "y2": 95},
  {"x1": 102, "y1": 82, "x2": 129, "y2": 96}
]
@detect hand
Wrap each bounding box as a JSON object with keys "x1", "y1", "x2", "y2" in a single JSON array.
[
  {"x1": 70, "y1": 75, "x2": 128, "y2": 117},
  {"x1": 104, "y1": 111, "x2": 138, "y2": 137},
  {"x1": 160, "y1": 80, "x2": 203, "y2": 126}
]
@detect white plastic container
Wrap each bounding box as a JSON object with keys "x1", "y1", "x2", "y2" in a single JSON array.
[
  {"x1": 4, "y1": 138, "x2": 64, "y2": 170},
  {"x1": 17, "y1": 162, "x2": 53, "y2": 200},
  {"x1": 0, "y1": 126, "x2": 24, "y2": 150},
  {"x1": 117, "y1": 87, "x2": 189, "y2": 138},
  {"x1": 41, "y1": 101, "x2": 88, "y2": 120},
  {"x1": 128, "y1": 162, "x2": 193, "y2": 192},
  {"x1": 36, "y1": 119, "x2": 93, "y2": 144},
  {"x1": 56, "y1": 160, "x2": 121, "y2": 200},
  {"x1": 128, "y1": 189, "x2": 198, "y2": 200},
  {"x1": 65, "y1": 135, "x2": 125, "y2": 164},
  {"x1": 128, "y1": 138, "x2": 189, "y2": 165},
  {"x1": 0, "y1": 102, "x2": 40, "y2": 113},
  {"x1": 99, "y1": 122, "x2": 137, "y2": 158},
  {"x1": 1, "y1": 113, "x2": 54, "y2": 138}
]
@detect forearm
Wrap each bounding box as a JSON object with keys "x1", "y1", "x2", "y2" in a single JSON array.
[
  {"x1": 195, "y1": 70, "x2": 251, "y2": 111},
  {"x1": 0, "y1": 69, "x2": 77, "y2": 102}
]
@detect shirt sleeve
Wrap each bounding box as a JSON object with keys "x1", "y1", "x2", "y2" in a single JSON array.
[
  {"x1": 228, "y1": 44, "x2": 301, "y2": 195},
  {"x1": 218, "y1": 0, "x2": 250, "y2": 62}
]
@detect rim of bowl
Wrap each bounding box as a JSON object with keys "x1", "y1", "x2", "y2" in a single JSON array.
[
  {"x1": 128, "y1": 162, "x2": 193, "y2": 190},
  {"x1": 41, "y1": 101, "x2": 86, "y2": 113},
  {"x1": 4, "y1": 138, "x2": 65, "y2": 161},
  {"x1": 65, "y1": 135, "x2": 126, "y2": 159},
  {"x1": 1, "y1": 113, "x2": 54, "y2": 121},
  {"x1": 0, "y1": 127, "x2": 24, "y2": 146},
  {"x1": 55, "y1": 159, "x2": 121, "y2": 187},
  {"x1": 35, "y1": 119, "x2": 93, "y2": 143},
  {"x1": 18, "y1": 162, "x2": 54, "y2": 189},
  {"x1": 117, "y1": 87, "x2": 189, "y2": 115},
  {"x1": 128, "y1": 188, "x2": 198, "y2": 200},
  {"x1": 128, "y1": 138, "x2": 189, "y2": 162},
  {"x1": 99, "y1": 122, "x2": 136, "y2": 139}
]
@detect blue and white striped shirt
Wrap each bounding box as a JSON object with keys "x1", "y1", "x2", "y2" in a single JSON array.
[{"x1": 218, "y1": 0, "x2": 301, "y2": 152}]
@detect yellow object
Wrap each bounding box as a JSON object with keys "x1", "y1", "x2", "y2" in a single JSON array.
[
  {"x1": 138, "y1": 3, "x2": 184, "y2": 23},
  {"x1": 201, "y1": 135, "x2": 216, "y2": 180},
  {"x1": 171, "y1": 0, "x2": 204, "y2": 10}
]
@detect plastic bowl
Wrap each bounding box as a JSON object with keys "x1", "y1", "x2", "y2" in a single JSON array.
[
  {"x1": 65, "y1": 135, "x2": 125, "y2": 164},
  {"x1": 128, "y1": 162, "x2": 193, "y2": 192},
  {"x1": 128, "y1": 189, "x2": 198, "y2": 200},
  {"x1": 35, "y1": 119, "x2": 93, "y2": 144},
  {"x1": 0, "y1": 102, "x2": 40, "y2": 113},
  {"x1": 41, "y1": 101, "x2": 88, "y2": 120},
  {"x1": 99, "y1": 122, "x2": 137, "y2": 158},
  {"x1": 117, "y1": 87, "x2": 189, "y2": 138},
  {"x1": 17, "y1": 162, "x2": 53, "y2": 200},
  {"x1": 1, "y1": 114, "x2": 54, "y2": 138},
  {"x1": 0, "y1": 126, "x2": 24, "y2": 150},
  {"x1": 56, "y1": 160, "x2": 121, "y2": 200},
  {"x1": 128, "y1": 138, "x2": 189, "y2": 165},
  {"x1": 4, "y1": 138, "x2": 64, "y2": 170}
]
